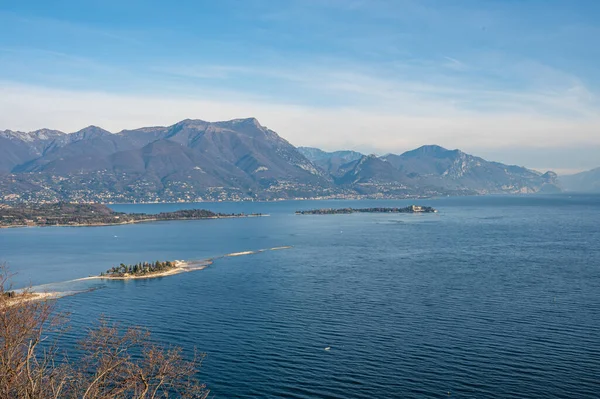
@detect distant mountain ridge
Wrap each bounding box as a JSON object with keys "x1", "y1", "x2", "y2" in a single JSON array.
[
  {"x1": 381, "y1": 145, "x2": 559, "y2": 194},
  {"x1": 297, "y1": 147, "x2": 363, "y2": 177},
  {"x1": 0, "y1": 119, "x2": 565, "y2": 203},
  {"x1": 560, "y1": 168, "x2": 600, "y2": 193},
  {"x1": 300, "y1": 144, "x2": 560, "y2": 195}
]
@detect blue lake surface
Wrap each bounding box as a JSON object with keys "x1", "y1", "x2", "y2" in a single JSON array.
[{"x1": 1, "y1": 195, "x2": 599, "y2": 398}]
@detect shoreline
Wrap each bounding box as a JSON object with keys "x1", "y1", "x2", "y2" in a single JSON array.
[
  {"x1": 91, "y1": 246, "x2": 293, "y2": 281},
  {"x1": 0, "y1": 214, "x2": 270, "y2": 229},
  {"x1": 102, "y1": 195, "x2": 437, "y2": 205},
  {"x1": 296, "y1": 206, "x2": 437, "y2": 215},
  {"x1": 95, "y1": 259, "x2": 213, "y2": 280},
  {"x1": 7, "y1": 292, "x2": 60, "y2": 305},
  {"x1": 223, "y1": 246, "x2": 293, "y2": 258},
  {"x1": 7, "y1": 246, "x2": 293, "y2": 305},
  {"x1": 3, "y1": 291, "x2": 71, "y2": 308}
]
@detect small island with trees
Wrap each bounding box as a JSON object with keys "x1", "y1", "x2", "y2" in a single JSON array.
[
  {"x1": 98, "y1": 246, "x2": 291, "y2": 280},
  {"x1": 102, "y1": 260, "x2": 178, "y2": 278},
  {"x1": 100, "y1": 259, "x2": 213, "y2": 280},
  {"x1": 0, "y1": 202, "x2": 263, "y2": 228},
  {"x1": 295, "y1": 205, "x2": 437, "y2": 215}
]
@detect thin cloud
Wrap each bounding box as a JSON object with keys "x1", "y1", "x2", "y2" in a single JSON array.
[
  {"x1": 0, "y1": 10, "x2": 143, "y2": 45},
  {"x1": 1, "y1": 81, "x2": 598, "y2": 148}
]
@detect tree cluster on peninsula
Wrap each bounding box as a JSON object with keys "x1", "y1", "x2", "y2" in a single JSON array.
[{"x1": 103, "y1": 260, "x2": 176, "y2": 277}]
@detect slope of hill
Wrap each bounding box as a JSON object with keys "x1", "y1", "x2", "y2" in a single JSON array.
[
  {"x1": 333, "y1": 155, "x2": 418, "y2": 196},
  {"x1": 0, "y1": 118, "x2": 333, "y2": 203},
  {"x1": 298, "y1": 147, "x2": 364, "y2": 176},
  {"x1": 335, "y1": 155, "x2": 406, "y2": 184},
  {"x1": 0, "y1": 121, "x2": 562, "y2": 203},
  {"x1": 382, "y1": 145, "x2": 560, "y2": 194},
  {"x1": 0, "y1": 129, "x2": 67, "y2": 172},
  {"x1": 560, "y1": 168, "x2": 600, "y2": 192}
]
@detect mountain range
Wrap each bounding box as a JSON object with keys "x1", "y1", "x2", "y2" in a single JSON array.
[
  {"x1": 0, "y1": 117, "x2": 594, "y2": 203},
  {"x1": 559, "y1": 168, "x2": 600, "y2": 193}
]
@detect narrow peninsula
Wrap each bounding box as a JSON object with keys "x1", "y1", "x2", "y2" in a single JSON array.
[
  {"x1": 1, "y1": 291, "x2": 59, "y2": 308},
  {"x1": 98, "y1": 246, "x2": 293, "y2": 280},
  {"x1": 0, "y1": 202, "x2": 264, "y2": 228},
  {"x1": 3, "y1": 246, "x2": 293, "y2": 307},
  {"x1": 296, "y1": 205, "x2": 437, "y2": 215}
]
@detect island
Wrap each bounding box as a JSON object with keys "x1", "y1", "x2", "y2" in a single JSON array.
[
  {"x1": 96, "y1": 259, "x2": 213, "y2": 280},
  {"x1": 0, "y1": 202, "x2": 264, "y2": 228},
  {"x1": 103, "y1": 260, "x2": 176, "y2": 278},
  {"x1": 295, "y1": 205, "x2": 437, "y2": 215},
  {"x1": 0, "y1": 246, "x2": 294, "y2": 308},
  {"x1": 99, "y1": 259, "x2": 213, "y2": 280},
  {"x1": 97, "y1": 246, "x2": 293, "y2": 280}
]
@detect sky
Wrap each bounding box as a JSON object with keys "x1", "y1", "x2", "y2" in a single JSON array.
[{"x1": 0, "y1": 0, "x2": 599, "y2": 174}]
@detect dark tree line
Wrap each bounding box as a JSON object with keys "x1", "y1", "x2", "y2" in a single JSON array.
[
  {"x1": 103, "y1": 260, "x2": 176, "y2": 277},
  {"x1": 296, "y1": 206, "x2": 437, "y2": 215},
  {"x1": 0, "y1": 202, "x2": 262, "y2": 227}
]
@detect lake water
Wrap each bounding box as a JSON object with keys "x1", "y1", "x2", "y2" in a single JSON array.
[{"x1": 1, "y1": 195, "x2": 599, "y2": 398}]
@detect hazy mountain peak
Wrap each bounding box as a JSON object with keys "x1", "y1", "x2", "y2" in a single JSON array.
[
  {"x1": 402, "y1": 144, "x2": 459, "y2": 158},
  {"x1": 298, "y1": 147, "x2": 363, "y2": 160},
  {"x1": 298, "y1": 147, "x2": 365, "y2": 176},
  {"x1": 0, "y1": 128, "x2": 66, "y2": 142},
  {"x1": 173, "y1": 118, "x2": 208, "y2": 127},
  {"x1": 79, "y1": 125, "x2": 107, "y2": 132},
  {"x1": 71, "y1": 125, "x2": 112, "y2": 140},
  {"x1": 0, "y1": 129, "x2": 28, "y2": 141},
  {"x1": 228, "y1": 117, "x2": 262, "y2": 127},
  {"x1": 417, "y1": 144, "x2": 448, "y2": 152},
  {"x1": 559, "y1": 167, "x2": 600, "y2": 192},
  {"x1": 31, "y1": 128, "x2": 66, "y2": 138},
  {"x1": 172, "y1": 117, "x2": 261, "y2": 130}
]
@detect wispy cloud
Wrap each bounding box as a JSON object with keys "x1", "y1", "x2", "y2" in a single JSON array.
[
  {"x1": 1, "y1": 80, "x2": 598, "y2": 148},
  {"x1": 0, "y1": 10, "x2": 143, "y2": 45},
  {"x1": 151, "y1": 56, "x2": 599, "y2": 117},
  {"x1": 443, "y1": 56, "x2": 468, "y2": 71}
]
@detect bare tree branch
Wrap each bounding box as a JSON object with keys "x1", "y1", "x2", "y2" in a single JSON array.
[{"x1": 0, "y1": 264, "x2": 209, "y2": 399}]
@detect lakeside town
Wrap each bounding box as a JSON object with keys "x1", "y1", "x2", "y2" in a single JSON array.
[{"x1": 0, "y1": 202, "x2": 264, "y2": 228}]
